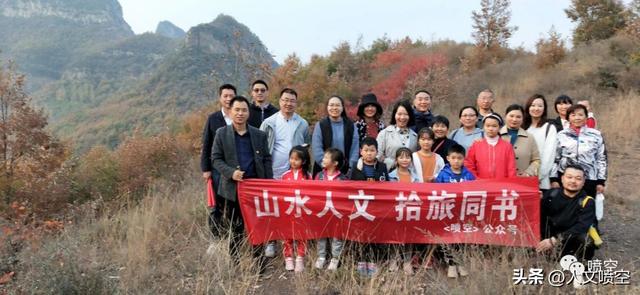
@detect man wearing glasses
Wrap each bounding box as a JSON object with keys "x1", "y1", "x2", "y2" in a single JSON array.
[
  {"x1": 259, "y1": 87, "x2": 310, "y2": 257},
  {"x1": 475, "y1": 88, "x2": 499, "y2": 128},
  {"x1": 260, "y1": 88, "x2": 309, "y2": 180},
  {"x1": 248, "y1": 80, "x2": 279, "y2": 128}
]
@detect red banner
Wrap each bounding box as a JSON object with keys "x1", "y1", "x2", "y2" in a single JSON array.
[{"x1": 238, "y1": 178, "x2": 540, "y2": 247}]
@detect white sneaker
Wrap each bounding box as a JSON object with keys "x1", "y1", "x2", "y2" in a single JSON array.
[
  {"x1": 315, "y1": 257, "x2": 326, "y2": 269},
  {"x1": 403, "y1": 262, "x2": 414, "y2": 275},
  {"x1": 294, "y1": 257, "x2": 305, "y2": 272},
  {"x1": 285, "y1": 257, "x2": 294, "y2": 271},
  {"x1": 388, "y1": 260, "x2": 399, "y2": 272},
  {"x1": 327, "y1": 258, "x2": 340, "y2": 271},
  {"x1": 265, "y1": 242, "x2": 276, "y2": 257},
  {"x1": 447, "y1": 265, "x2": 459, "y2": 278},
  {"x1": 457, "y1": 265, "x2": 469, "y2": 277},
  {"x1": 206, "y1": 242, "x2": 216, "y2": 256}
]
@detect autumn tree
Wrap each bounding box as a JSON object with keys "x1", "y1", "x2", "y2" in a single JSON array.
[
  {"x1": 269, "y1": 54, "x2": 301, "y2": 97},
  {"x1": 630, "y1": 0, "x2": 640, "y2": 17},
  {"x1": 535, "y1": 27, "x2": 567, "y2": 69},
  {"x1": 370, "y1": 49, "x2": 448, "y2": 107},
  {"x1": 0, "y1": 62, "x2": 67, "y2": 210},
  {"x1": 623, "y1": 0, "x2": 640, "y2": 38},
  {"x1": 268, "y1": 54, "x2": 353, "y2": 122},
  {"x1": 469, "y1": 0, "x2": 517, "y2": 67},
  {"x1": 565, "y1": 0, "x2": 626, "y2": 45}
]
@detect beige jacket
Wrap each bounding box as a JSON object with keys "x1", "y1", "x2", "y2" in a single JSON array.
[{"x1": 500, "y1": 126, "x2": 540, "y2": 176}]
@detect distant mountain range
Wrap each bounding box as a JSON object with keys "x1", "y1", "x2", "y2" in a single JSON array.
[{"x1": 0, "y1": 0, "x2": 277, "y2": 151}]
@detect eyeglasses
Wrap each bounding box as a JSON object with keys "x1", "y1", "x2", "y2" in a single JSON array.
[
  {"x1": 461, "y1": 114, "x2": 477, "y2": 118},
  {"x1": 281, "y1": 98, "x2": 297, "y2": 104},
  {"x1": 253, "y1": 88, "x2": 267, "y2": 93}
]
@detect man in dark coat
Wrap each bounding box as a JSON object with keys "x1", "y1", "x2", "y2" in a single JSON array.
[
  {"x1": 248, "y1": 79, "x2": 279, "y2": 128},
  {"x1": 200, "y1": 84, "x2": 236, "y2": 237},
  {"x1": 211, "y1": 95, "x2": 273, "y2": 265},
  {"x1": 412, "y1": 90, "x2": 435, "y2": 133}
]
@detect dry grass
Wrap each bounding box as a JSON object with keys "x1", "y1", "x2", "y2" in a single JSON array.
[
  {"x1": 10, "y1": 174, "x2": 265, "y2": 294},
  {"x1": 7, "y1": 163, "x2": 638, "y2": 294}
]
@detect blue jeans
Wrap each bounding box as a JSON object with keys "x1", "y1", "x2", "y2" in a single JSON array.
[{"x1": 317, "y1": 238, "x2": 344, "y2": 259}]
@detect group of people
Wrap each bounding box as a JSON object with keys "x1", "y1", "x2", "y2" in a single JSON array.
[{"x1": 200, "y1": 80, "x2": 607, "y2": 277}]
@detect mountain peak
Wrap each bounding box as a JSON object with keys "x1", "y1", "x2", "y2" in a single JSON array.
[
  {"x1": 185, "y1": 14, "x2": 269, "y2": 55},
  {"x1": 155, "y1": 20, "x2": 185, "y2": 39},
  {"x1": 0, "y1": 0, "x2": 134, "y2": 82},
  {"x1": 0, "y1": 0, "x2": 131, "y2": 31}
]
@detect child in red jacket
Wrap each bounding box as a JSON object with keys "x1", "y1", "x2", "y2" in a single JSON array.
[
  {"x1": 464, "y1": 114, "x2": 517, "y2": 179},
  {"x1": 281, "y1": 145, "x2": 312, "y2": 272}
]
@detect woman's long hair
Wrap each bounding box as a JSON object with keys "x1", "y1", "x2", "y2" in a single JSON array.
[{"x1": 523, "y1": 94, "x2": 548, "y2": 129}]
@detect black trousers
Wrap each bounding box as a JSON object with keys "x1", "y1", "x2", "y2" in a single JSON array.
[
  {"x1": 221, "y1": 198, "x2": 264, "y2": 263},
  {"x1": 560, "y1": 234, "x2": 596, "y2": 261},
  {"x1": 209, "y1": 191, "x2": 265, "y2": 268}
]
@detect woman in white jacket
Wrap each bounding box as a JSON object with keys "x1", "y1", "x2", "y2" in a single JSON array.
[
  {"x1": 523, "y1": 94, "x2": 557, "y2": 191},
  {"x1": 377, "y1": 100, "x2": 418, "y2": 170}
]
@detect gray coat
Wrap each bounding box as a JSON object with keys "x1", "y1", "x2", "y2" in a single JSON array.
[{"x1": 212, "y1": 125, "x2": 273, "y2": 201}]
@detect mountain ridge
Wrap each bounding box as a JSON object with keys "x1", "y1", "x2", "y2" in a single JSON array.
[{"x1": 156, "y1": 20, "x2": 185, "y2": 39}]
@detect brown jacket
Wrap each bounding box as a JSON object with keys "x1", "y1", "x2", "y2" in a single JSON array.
[{"x1": 500, "y1": 126, "x2": 540, "y2": 176}]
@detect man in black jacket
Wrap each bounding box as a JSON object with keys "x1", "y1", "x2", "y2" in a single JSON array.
[
  {"x1": 536, "y1": 165, "x2": 598, "y2": 260},
  {"x1": 248, "y1": 80, "x2": 279, "y2": 128},
  {"x1": 211, "y1": 95, "x2": 273, "y2": 264},
  {"x1": 412, "y1": 90, "x2": 434, "y2": 133},
  {"x1": 200, "y1": 83, "x2": 236, "y2": 237}
]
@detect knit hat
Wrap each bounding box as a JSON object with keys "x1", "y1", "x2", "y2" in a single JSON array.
[{"x1": 357, "y1": 93, "x2": 383, "y2": 118}]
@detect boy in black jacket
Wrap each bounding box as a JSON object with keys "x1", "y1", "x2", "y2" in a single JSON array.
[
  {"x1": 350, "y1": 137, "x2": 389, "y2": 276},
  {"x1": 351, "y1": 137, "x2": 389, "y2": 181}
]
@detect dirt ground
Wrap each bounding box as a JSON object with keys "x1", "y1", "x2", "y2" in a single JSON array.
[{"x1": 597, "y1": 146, "x2": 640, "y2": 271}]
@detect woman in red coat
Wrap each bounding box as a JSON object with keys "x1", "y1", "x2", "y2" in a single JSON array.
[{"x1": 464, "y1": 114, "x2": 517, "y2": 179}]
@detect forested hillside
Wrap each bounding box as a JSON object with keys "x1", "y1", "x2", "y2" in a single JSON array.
[{"x1": 0, "y1": 0, "x2": 276, "y2": 150}]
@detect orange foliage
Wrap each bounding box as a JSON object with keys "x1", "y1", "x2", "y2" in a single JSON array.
[
  {"x1": 0, "y1": 63, "x2": 69, "y2": 216},
  {"x1": 115, "y1": 131, "x2": 190, "y2": 199},
  {"x1": 373, "y1": 50, "x2": 405, "y2": 68},
  {"x1": 535, "y1": 28, "x2": 567, "y2": 69},
  {"x1": 175, "y1": 102, "x2": 218, "y2": 156},
  {"x1": 371, "y1": 52, "x2": 448, "y2": 106},
  {"x1": 0, "y1": 271, "x2": 14, "y2": 285}
]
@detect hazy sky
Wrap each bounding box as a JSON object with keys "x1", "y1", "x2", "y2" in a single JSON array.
[{"x1": 119, "y1": 0, "x2": 577, "y2": 63}]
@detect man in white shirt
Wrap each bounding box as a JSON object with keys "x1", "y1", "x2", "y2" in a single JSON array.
[
  {"x1": 259, "y1": 88, "x2": 310, "y2": 257},
  {"x1": 260, "y1": 88, "x2": 310, "y2": 179}
]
